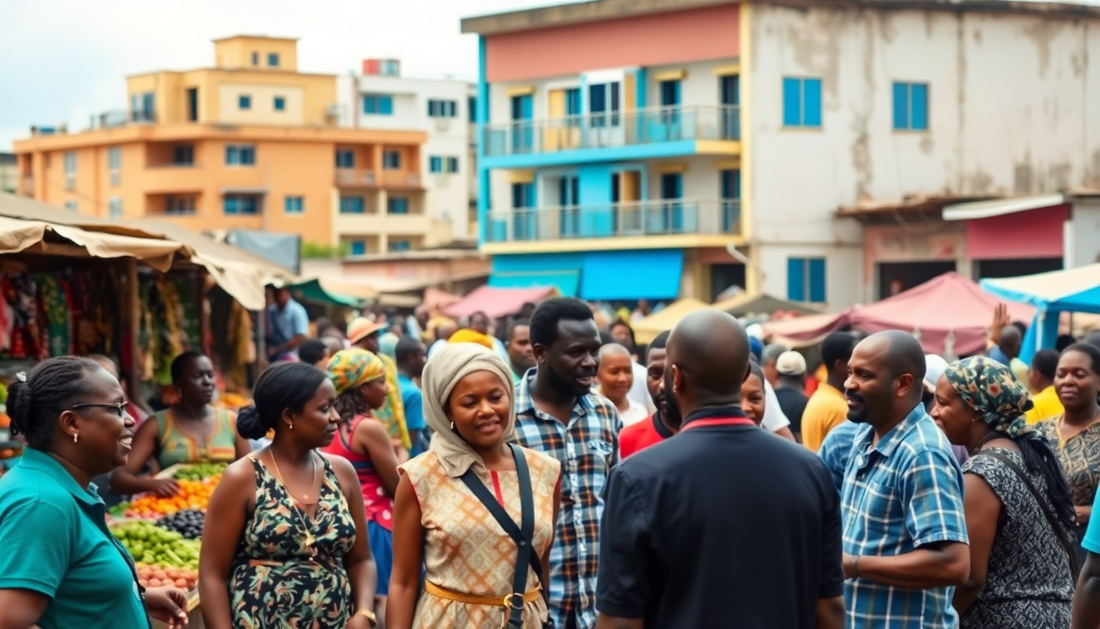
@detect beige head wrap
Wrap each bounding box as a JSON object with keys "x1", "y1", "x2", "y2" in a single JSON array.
[{"x1": 421, "y1": 342, "x2": 516, "y2": 478}]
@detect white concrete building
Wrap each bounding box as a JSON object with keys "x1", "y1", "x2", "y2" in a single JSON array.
[{"x1": 339, "y1": 60, "x2": 477, "y2": 253}]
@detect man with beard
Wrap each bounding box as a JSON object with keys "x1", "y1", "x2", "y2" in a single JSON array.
[
  {"x1": 514, "y1": 297, "x2": 621, "y2": 629},
  {"x1": 618, "y1": 331, "x2": 678, "y2": 458},
  {"x1": 595, "y1": 310, "x2": 845, "y2": 629},
  {"x1": 839, "y1": 331, "x2": 969, "y2": 628}
]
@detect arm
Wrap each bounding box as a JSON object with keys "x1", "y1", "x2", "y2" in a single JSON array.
[
  {"x1": 844, "y1": 541, "x2": 969, "y2": 589},
  {"x1": 953, "y1": 473, "x2": 1001, "y2": 614},
  {"x1": 198, "y1": 460, "x2": 255, "y2": 629},
  {"x1": 0, "y1": 590, "x2": 48, "y2": 629},
  {"x1": 0, "y1": 501, "x2": 71, "y2": 629},
  {"x1": 330, "y1": 455, "x2": 378, "y2": 625},
  {"x1": 1073, "y1": 552, "x2": 1100, "y2": 629},
  {"x1": 815, "y1": 598, "x2": 845, "y2": 629},
  {"x1": 542, "y1": 472, "x2": 562, "y2": 598},
  {"x1": 816, "y1": 461, "x2": 845, "y2": 629},
  {"x1": 352, "y1": 418, "x2": 402, "y2": 497},
  {"x1": 386, "y1": 473, "x2": 425, "y2": 629},
  {"x1": 595, "y1": 468, "x2": 650, "y2": 627},
  {"x1": 110, "y1": 417, "x2": 179, "y2": 497}
]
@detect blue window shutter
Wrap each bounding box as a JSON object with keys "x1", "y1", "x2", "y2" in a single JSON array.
[
  {"x1": 893, "y1": 82, "x2": 909, "y2": 130},
  {"x1": 734, "y1": 169, "x2": 741, "y2": 198},
  {"x1": 350, "y1": 241, "x2": 366, "y2": 256},
  {"x1": 589, "y1": 86, "x2": 606, "y2": 114},
  {"x1": 783, "y1": 78, "x2": 801, "y2": 126},
  {"x1": 566, "y1": 88, "x2": 581, "y2": 115},
  {"x1": 803, "y1": 79, "x2": 822, "y2": 127},
  {"x1": 380, "y1": 96, "x2": 393, "y2": 115},
  {"x1": 808, "y1": 258, "x2": 827, "y2": 303},
  {"x1": 787, "y1": 258, "x2": 806, "y2": 301},
  {"x1": 911, "y1": 83, "x2": 928, "y2": 130},
  {"x1": 447, "y1": 157, "x2": 458, "y2": 173},
  {"x1": 429, "y1": 157, "x2": 441, "y2": 173}
]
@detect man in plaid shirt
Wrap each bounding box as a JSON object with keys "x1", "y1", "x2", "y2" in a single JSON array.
[
  {"x1": 514, "y1": 298, "x2": 620, "y2": 629},
  {"x1": 839, "y1": 331, "x2": 969, "y2": 628}
]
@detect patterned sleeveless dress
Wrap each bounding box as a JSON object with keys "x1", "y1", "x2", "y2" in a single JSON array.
[
  {"x1": 401, "y1": 448, "x2": 561, "y2": 629},
  {"x1": 229, "y1": 454, "x2": 357, "y2": 628},
  {"x1": 154, "y1": 408, "x2": 238, "y2": 468}
]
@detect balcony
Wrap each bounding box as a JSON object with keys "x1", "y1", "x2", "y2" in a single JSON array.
[
  {"x1": 335, "y1": 169, "x2": 423, "y2": 190},
  {"x1": 486, "y1": 198, "x2": 741, "y2": 243},
  {"x1": 483, "y1": 105, "x2": 740, "y2": 161}
]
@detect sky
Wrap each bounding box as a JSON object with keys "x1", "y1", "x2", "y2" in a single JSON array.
[{"x1": 0, "y1": 0, "x2": 578, "y2": 151}]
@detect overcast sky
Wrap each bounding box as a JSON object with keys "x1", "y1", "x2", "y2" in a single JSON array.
[{"x1": 0, "y1": 0, "x2": 577, "y2": 151}]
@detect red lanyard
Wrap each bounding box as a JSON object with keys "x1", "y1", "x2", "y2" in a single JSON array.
[{"x1": 681, "y1": 417, "x2": 757, "y2": 431}]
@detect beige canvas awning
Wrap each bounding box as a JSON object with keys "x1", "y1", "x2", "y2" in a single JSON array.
[{"x1": 0, "y1": 215, "x2": 182, "y2": 272}]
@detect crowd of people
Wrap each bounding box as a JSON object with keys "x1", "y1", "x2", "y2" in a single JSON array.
[{"x1": 7, "y1": 290, "x2": 1100, "y2": 628}]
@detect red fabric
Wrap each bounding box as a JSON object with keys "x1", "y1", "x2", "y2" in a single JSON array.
[
  {"x1": 443, "y1": 285, "x2": 556, "y2": 319},
  {"x1": 491, "y1": 471, "x2": 504, "y2": 505},
  {"x1": 620, "y1": 415, "x2": 668, "y2": 459},
  {"x1": 321, "y1": 415, "x2": 395, "y2": 530},
  {"x1": 680, "y1": 417, "x2": 756, "y2": 431},
  {"x1": 967, "y1": 205, "x2": 1068, "y2": 261}
]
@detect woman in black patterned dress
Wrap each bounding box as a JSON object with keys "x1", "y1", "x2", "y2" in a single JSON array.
[
  {"x1": 931, "y1": 356, "x2": 1076, "y2": 628},
  {"x1": 199, "y1": 363, "x2": 380, "y2": 629}
]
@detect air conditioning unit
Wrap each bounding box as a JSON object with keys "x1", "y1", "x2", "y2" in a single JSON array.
[{"x1": 434, "y1": 118, "x2": 451, "y2": 132}]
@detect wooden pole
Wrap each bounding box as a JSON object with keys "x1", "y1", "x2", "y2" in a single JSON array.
[{"x1": 126, "y1": 259, "x2": 140, "y2": 400}]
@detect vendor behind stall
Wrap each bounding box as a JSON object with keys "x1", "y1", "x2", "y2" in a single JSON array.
[{"x1": 112, "y1": 351, "x2": 250, "y2": 496}]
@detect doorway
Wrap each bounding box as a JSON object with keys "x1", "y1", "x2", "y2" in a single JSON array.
[{"x1": 877, "y1": 261, "x2": 956, "y2": 300}]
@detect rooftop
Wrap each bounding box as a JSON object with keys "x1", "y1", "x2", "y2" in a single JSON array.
[{"x1": 211, "y1": 34, "x2": 299, "y2": 43}]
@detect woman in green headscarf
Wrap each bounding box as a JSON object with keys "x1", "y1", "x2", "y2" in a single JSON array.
[{"x1": 931, "y1": 355, "x2": 1076, "y2": 628}]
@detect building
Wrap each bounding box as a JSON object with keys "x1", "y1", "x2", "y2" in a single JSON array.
[
  {"x1": 463, "y1": 0, "x2": 1100, "y2": 309},
  {"x1": 338, "y1": 59, "x2": 478, "y2": 252},
  {"x1": 13, "y1": 36, "x2": 428, "y2": 252},
  {"x1": 0, "y1": 153, "x2": 15, "y2": 193}
]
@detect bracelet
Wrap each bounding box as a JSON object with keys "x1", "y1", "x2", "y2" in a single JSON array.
[
  {"x1": 853, "y1": 555, "x2": 861, "y2": 578},
  {"x1": 358, "y1": 609, "x2": 378, "y2": 627}
]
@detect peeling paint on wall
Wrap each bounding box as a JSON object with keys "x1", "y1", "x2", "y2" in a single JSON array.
[{"x1": 1022, "y1": 20, "x2": 1066, "y2": 79}]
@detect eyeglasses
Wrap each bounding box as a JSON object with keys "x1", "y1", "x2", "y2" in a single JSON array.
[{"x1": 71, "y1": 402, "x2": 130, "y2": 417}]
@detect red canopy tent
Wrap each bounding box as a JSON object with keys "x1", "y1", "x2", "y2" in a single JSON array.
[
  {"x1": 442, "y1": 285, "x2": 558, "y2": 319},
  {"x1": 764, "y1": 272, "x2": 1035, "y2": 356}
]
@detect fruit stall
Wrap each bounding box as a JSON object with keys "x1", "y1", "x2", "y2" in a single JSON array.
[{"x1": 108, "y1": 462, "x2": 226, "y2": 629}]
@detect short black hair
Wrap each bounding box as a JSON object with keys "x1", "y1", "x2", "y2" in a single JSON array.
[
  {"x1": 821, "y1": 332, "x2": 856, "y2": 372},
  {"x1": 530, "y1": 297, "x2": 594, "y2": 347},
  {"x1": 747, "y1": 360, "x2": 765, "y2": 382},
  {"x1": 1064, "y1": 342, "x2": 1100, "y2": 376},
  {"x1": 7, "y1": 356, "x2": 104, "y2": 450},
  {"x1": 1056, "y1": 334, "x2": 1078, "y2": 352},
  {"x1": 647, "y1": 330, "x2": 670, "y2": 362},
  {"x1": 170, "y1": 350, "x2": 205, "y2": 384},
  {"x1": 395, "y1": 337, "x2": 425, "y2": 365},
  {"x1": 1032, "y1": 349, "x2": 1061, "y2": 382},
  {"x1": 297, "y1": 339, "x2": 327, "y2": 365},
  {"x1": 1011, "y1": 320, "x2": 1028, "y2": 335},
  {"x1": 507, "y1": 318, "x2": 531, "y2": 342},
  {"x1": 237, "y1": 363, "x2": 327, "y2": 440}
]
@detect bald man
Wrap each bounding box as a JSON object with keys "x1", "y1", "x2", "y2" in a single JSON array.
[
  {"x1": 596, "y1": 344, "x2": 649, "y2": 426},
  {"x1": 596, "y1": 310, "x2": 845, "y2": 629},
  {"x1": 839, "y1": 331, "x2": 969, "y2": 628}
]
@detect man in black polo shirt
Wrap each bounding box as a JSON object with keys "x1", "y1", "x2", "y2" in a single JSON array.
[{"x1": 595, "y1": 310, "x2": 846, "y2": 629}]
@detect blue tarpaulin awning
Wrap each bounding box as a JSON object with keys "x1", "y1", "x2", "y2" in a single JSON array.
[
  {"x1": 489, "y1": 253, "x2": 583, "y2": 297},
  {"x1": 580, "y1": 249, "x2": 684, "y2": 300}
]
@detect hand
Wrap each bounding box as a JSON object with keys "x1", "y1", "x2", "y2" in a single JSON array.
[
  {"x1": 346, "y1": 611, "x2": 377, "y2": 629},
  {"x1": 1076, "y1": 505, "x2": 1091, "y2": 526},
  {"x1": 144, "y1": 586, "x2": 189, "y2": 629},
  {"x1": 150, "y1": 478, "x2": 180, "y2": 498},
  {"x1": 989, "y1": 303, "x2": 1009, "y2": 345},
  {"x1": 842, "y1": 552, "x2": 857, "y2": 579}
]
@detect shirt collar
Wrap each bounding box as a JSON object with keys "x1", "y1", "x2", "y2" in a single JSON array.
[
  {"x1": 681, "y1": 406, "x2": 749, "y2": 427},
  {"x1": 858, "y1": 403, "x2": 927, "y2": 459},
  {"x1": 19, "y1": 448, "x2": 103, "y2": 507},
  {"x1": 650, "y1": 412, "x2": 675, "y2": 439}
]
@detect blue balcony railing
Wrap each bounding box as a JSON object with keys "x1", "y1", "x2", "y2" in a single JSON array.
[
  {"x1": 487, "y1": 198, "x2": 741, "y2": 243},
  {"x1": 483, "y1": 105, "x2": 740, "y2": 157}
]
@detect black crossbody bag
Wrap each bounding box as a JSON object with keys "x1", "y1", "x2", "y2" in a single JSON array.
[{"x1": 459, "y1": 443, "x2": 553, "y2": 629}]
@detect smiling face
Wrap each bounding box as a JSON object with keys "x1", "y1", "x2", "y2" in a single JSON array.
[
  {"x1": 66, "y1": 367, "x2": 137, "y2": 473},
  {"x1": 929, "y1": 375, "x2": 975, "y2": 446},
  {"x1": 535, "y1": 319, "x2": 602, "y2": 397},
  {"x1": 447, "y1": 370, "x2": 511, "y2": 451},
  {"x1": 844, "y1": 340, "x2": 890, "y2": 424},
  {"x1": 741, "y1": 372, "x2": 766, "y2": 425},
  {"x1": 286, "y1": 379, "x2": 340, "y2": 448},
  {"x1": 1055, "y1": 349, "x2": 1100, "y2": 412},
  {"x1": 177, "y1": 355, "x2": 216, "y2": 406}
]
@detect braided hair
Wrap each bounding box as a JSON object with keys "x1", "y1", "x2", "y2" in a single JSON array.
[{"x1": 7, "y1": 356, "x2": 104, "y2": 450}]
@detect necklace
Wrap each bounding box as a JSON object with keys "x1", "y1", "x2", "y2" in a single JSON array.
[{"x1": 267, "y1": 450, "x2": 321, "y2": 551}]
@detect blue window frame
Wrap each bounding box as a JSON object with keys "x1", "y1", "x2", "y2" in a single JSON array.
[
  {"x1": 468, "y1": 96, "x2": 477, "y2": 123},
  {"x1": 268, "y1": 53, "x2": 279, "y2": 67},
  {"x1": 225, "y1": 144, "x2": 255, "y2": 165},
  {"x1": 655, "y1": 173, "x2": 684, "y2": 233},
  {"x1": 510, "y1": 182, "x2": 536, "y2": 240},
  {"x1": 558, "y1": 176, "x2": 580, "y2": 237},
  {"x1": 428, "y1": 99, "x2": 458, "y2": 118},
  {"x1": 511, "y1": 94, "x2": 533, "y2": 153},
  {"x1": 720, "y1": 169, "x2": 741, "y2": 232},
  {"x1": 893, "y1": 82, "x2": 929, "y2": 131},
  {"x1": 429, "y1": 156, "x2": 443, "y2": 173},
  {"x1": 284, "y1": 196, "x2": 303, "y2": 215},
  {"x1": 390, "y1": 240, "x2": 411, "y2": 252},
  {"x1": 340, "y1": 197, "x2": 365, "y2": 214},
  {"x1": 383, "y1": 150, "x2": 401, "y2": 170},
  {"x1": 782, "y1": 77, "x2": 822, "y2": 128},
  {"x1": 589, "y1": 82, "x2": 620, "y2": 127},
  {"x1": 565, "y1": 88, "x2": 582, "y2": 116},
  {"x1": 224, "y1": 194, "x2": 259, "y2": 215},
  {"x1": 349, "y1": 240, "x2": 367, "y2": 256},
  {"x1": 363, "y1": 95, "x2": 394, "y2": 115},
  {"x1": 660, "y1": 80, "x2": 681, "y2": 107},
  {"x1": 446, "y1": 157, "x2": 458, "y2": 173},
  {"x1": 273, "y1": 96, "x2": 285, "y2": 111},
  {"x1": 787, "y1": 257, "x2": 827, "y2": 303},
  {"x1": 335, "y1": 149, "x2": 355, "y2": 169},
  {"x1": 720, "y1": 169, "x2": 741, "y2": 199},
  {"x1": 387, "y1": 197, "x2": 409, "y2": 214},
  {"x1": 239, "y1": 95, "x2": 251, "y2": 110}
]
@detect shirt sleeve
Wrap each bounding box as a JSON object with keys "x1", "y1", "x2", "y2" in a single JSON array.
[
  {"x1": 817, "y1": 463, "x2": 845, "y2": 599},
  {"x1": 817, "y1": 430, "x2": 848, "y2": 494},
  {"x1": 0, "y1": 499, "x2": 72, "y2": 596},
  {"x1": 403, "y1": 388, "x2": 426, "y2": 431},
  {"x1": 595, "y1": 467, "x2": 650, "y2": 618},
  {"x1": 290, "y1": 303, "x2": 309, "y2": 337},
  {"x1": 902, "y1": 449, "x2": 970, "y2": 547},
  {"x1": 762, "y1": 380, "x2": 791, "y2": 432}
]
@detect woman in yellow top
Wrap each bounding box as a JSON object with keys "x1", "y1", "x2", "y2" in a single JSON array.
[{"x1": 112, "y1": 351, "x2": 251, "y2": 496}]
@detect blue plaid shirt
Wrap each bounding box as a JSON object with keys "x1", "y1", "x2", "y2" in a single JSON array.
[
  {"x1": 841, "y1": 405, "x2": 968, "y2": 629},
  {"x1": 513, "y1": 370, "x2": 621, "y2": 629}
]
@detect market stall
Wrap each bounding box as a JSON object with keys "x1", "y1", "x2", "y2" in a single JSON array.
[{"x1": 442, "y1": 284, "x2": 558, "y2": 319}]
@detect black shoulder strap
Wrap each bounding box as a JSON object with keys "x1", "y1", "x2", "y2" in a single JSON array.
[
  {"x1": 458, "y1": 444, "x2": 541, "y2": 628},
  {"x1": 974, "y1": 450, "x2": 1080, "y2": 577}
]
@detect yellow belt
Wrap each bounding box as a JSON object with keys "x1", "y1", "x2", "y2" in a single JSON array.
[{"x1": 425, "y1": 580, "x2": 541, "y2": 608}]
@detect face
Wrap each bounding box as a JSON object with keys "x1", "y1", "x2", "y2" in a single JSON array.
[
  {"x1": 597, "y1": 352, "x2": 634, "y2": 404},
  {"x1": 404, "y1": 349, "x2": 427, "y2": 379},
  {"x1": 470, "y1": 314, "x2": 490, "y2": 335},
  {"x1": 535, "y1": 319, "x2": 601, "y2": 397},
  {"x1": 662, "y1": 361, "x2": 685, "y2": 427},
  {"x1": 507, "y1": 325, "x2": 536, "y2": 373},
  {"x1": 610, "y1": 324, "x2": 634, "y2": 350},
  {"x1": 275, "y1": 288, "x2": 290, "y2": 307},
  {"x1": 286, "y1": 379, "x2": 340, "y2": 447},
  {"x1": 647, "y1": 347, "x2": 669, "y2": 421},
  {"x1": 448, "y1": 370, "x2": 511, "y2": 451},
  {"x1": 844, "y1": 341, "x2": 895, "y2": 425},
  {"x1": 929, "y1": 375, "x2": 978, "y2": 445},
  {"x1": 360, "y1": 332, "x2": 380, "y2": 354},
  {"x1": 65, "y1": 367, "x2": 136, "y2": 472},
  {"x1": 741, "y1": 373, "x2": 766, "y2": 425},
  {"x1": 1055, "y1": 350, "x2": 1100, "y2": 411},
  {"x1": 359, "y1": 377, "x2": 390, "y2": 410},
  {"x1": 178, "y1": 355, "x2": 215, "y2": 405}
]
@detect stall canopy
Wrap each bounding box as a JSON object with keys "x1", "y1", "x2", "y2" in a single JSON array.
[
  {"x1": 764, "y1": 272, "x2": 1034, "y2": 356},
  {"x1": 632, "y1": 298, "x2": 713, "y2": 345},
  {"x1": 443, "y1": 285, "x2": 558, "y2": 319},
  {"x1": 423, "y1": 287, "x2": 461, "y2": 312},
  {"x1": 0, "y1": 215, "x2": 182, "y2": 272},
  {"x1": 713, "y1": 293, "x2": 822, "y2": 317}
]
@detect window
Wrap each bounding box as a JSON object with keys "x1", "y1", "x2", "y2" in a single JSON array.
[
  {"x1": 335, "y1": 149, "x2": 355, "y2": 169},
  {"x1": 273, "y1": 96, "x2": 286, "y2": 112},
  {"x1": 224, "y1": 194, "x2": 260, "y2": 215},
  {"x1": 468, "y1": 96, "x2": 477, "y2": 123},
  {"x1": 565, "y1": 88, "x2": 582, "y2": 116},
  {"x1": 383, "y1": 150, "x2": 401, "y2": 170},
  {"x1": 511, "y1": 182, "x2": 535, "y2": 208},
  {"x1": 389, "y1": 239, "x2": 411, "y2": 252},
  {"x1": 349, "y1": 240, "x2": 367, "y2": 256},
  {"x1": 893, "y1": 82, "x2": 929, "y2": 131},
  {"x1": 173, "y1": 144, "x2": 194, "y2": 165},
  {"x1": 340, "y1": 197, "x2": 365, "y2": 214},
  {"x1": 782, "y1": 77, "x2": 822, "y2": 128},
  {"x1": 446, "y1": 157, "x2": 458, "y2": 173},
  {"x1": 660, "y1": 80, "x2": 681, "y2": 107},
  {"x1": 589, "y1": 82, "x2": 621, "y2": 127},
  {"x1": 131, "y1": 92, "x2": 155, "y2": 122},
  {"x1": 64, "y1": 151, "x2": 76, "y2": 189},
  {"x1": 251, "y1": 52, "x2": 259, "y2": 65},
  {"x1": 720, "y1": 169, "x2": 741, "y2": 199},
  {"x1": 284, "y1": 196, "x2": 304, "y2": 215},
  {"x1": 388, "y1": 197, "x2": 409, "y2": 214},
  {"x1": 108, "y1": 197, "x2": 121, "y2": 220},
  {"x1": 787, "y1": 257, "x2": 827, "y2": 303},
  {"x1": 225, "y1": 144, "x2": 256, "y2": 166},
  {"x1": 64, "y1": 200, "x2": 78, "y2": 212},
  {"x1": 165, "y1": 195, "x2": 195, "y2": 215},
  {"x1": 108, "y1": 147, "x2": 120, "y2": 186},
  {"x1": 239, "y1": 95, "x2": 252, "y2": 110},
  {"x1": 429, "y1": 156, "x2": 458, "y2": 174},
  {"x1": 268, "y1": 53, "x2": 279, "y2": 67},
  {"x1": 363, "y1": 95, "x2": 394, "y2": 115},
  {"x1": 428, "y1": 99, "x2": 458, "y2": 118},
  {"x1": 429, "y1": 156, "x2": 443, "y2": 173}
]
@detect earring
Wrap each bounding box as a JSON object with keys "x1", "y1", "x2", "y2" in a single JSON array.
[
  {"x1": 450, "y1": 421, "x2": 455, "y2": 431},
  {"x1": 73, "y1": 433, "x2": 79, "y2": 444},
  {"x1": 289, "y1": 422, "x2": 294, "y2": 431}
]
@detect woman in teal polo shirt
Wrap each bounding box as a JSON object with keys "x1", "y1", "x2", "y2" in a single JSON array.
[{"x1": 0, "y1": 356, "x2": 189, "y2": 629}]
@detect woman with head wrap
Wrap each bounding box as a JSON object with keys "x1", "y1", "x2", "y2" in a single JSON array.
[
  {"x1": 923, "y1": 354, "x2": 971, "y2": 467},
  {"x1": 322, "y1": 349, "x2": 402, "y2": 621},
  {"x1": 930, "y1": 356, "x2": 1076, "y2": 628},
  {"x1": 387, "y1": 344, "x2": 562, "y2": 629}
]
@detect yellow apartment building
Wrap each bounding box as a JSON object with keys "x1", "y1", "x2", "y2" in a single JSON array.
[{"x1": 14, "y1": 36, "x2": 438, "y2": 253}]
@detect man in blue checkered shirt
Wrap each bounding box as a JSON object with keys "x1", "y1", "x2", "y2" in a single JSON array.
[{"x1": 839, "y1": 331, "x2": 970, "y2": 628}]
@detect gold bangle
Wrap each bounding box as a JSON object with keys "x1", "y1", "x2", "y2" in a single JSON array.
[{"x1": 358, "y1": 609, "x2": 378, "y2": 627}]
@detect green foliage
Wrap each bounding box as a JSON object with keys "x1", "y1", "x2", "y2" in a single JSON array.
[{"x1": 301, "y1": 241, "x2": 352, "y2": 259}]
